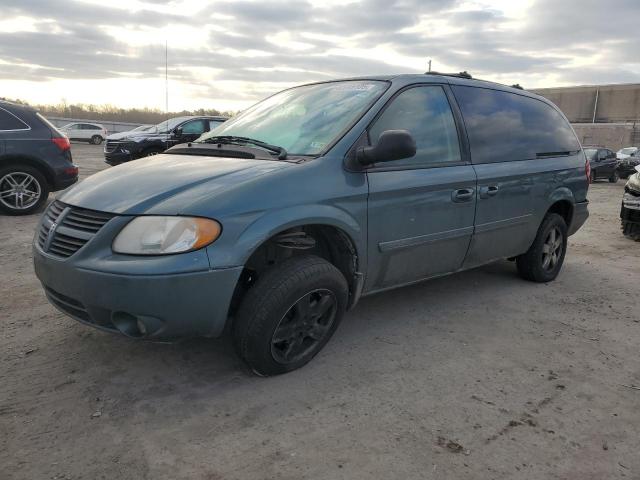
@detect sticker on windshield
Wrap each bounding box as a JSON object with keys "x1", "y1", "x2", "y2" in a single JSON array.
[
  {"x1": 333, "y1": 83, "x2": 379, "y2": 91},
  {"x1": 310, "y1": 141, "x2": 327, "y2": 150}
]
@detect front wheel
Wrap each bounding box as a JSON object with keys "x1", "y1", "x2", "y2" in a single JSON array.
[
  {"x1": 0, "y1": 165, "x2": 49, "y2": 215},
  {"x1": 516, "y1": 213, "x2": 568, "y2": 283},
  {"x1": 609, "y1": 171, "x2": 619, "y2": 183},
  {"x1": 233, "y1": 255, "x2": 348, "y2": 376}
]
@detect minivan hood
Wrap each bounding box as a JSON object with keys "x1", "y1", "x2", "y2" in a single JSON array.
[{"x1": 58, "y1": 154, "x2": 289, "y2": 215}]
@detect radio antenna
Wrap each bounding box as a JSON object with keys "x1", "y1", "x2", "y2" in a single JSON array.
[
  {"x1": 428, "y1": 59, "x2": 432, "y2": 72},
  {"x1": 165, "y1": 39, "x2": 169, "y2": 150}
]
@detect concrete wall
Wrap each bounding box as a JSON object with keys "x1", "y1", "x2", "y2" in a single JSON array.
[
  {"x1": 532, "y1": 83, "x2": 640, "y2": 123},
  {"x1": 46, "y1": 116, "x2": 145, "y2": 134},
  {"x1": 571, "y1": 123, "x2": 639, "y2": 151}
]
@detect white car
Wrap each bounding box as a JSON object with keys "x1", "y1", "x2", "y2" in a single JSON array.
[
  {"x1": 617, "y1": 146, "x2": 638, "y2": 160},
  {"x1": 60, "y1": 122, "x2": 108, "y2": 145}
]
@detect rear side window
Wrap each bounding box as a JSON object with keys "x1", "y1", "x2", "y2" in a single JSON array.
[
  {"x1": 452, "y1": 86, "x2": 580, "y2": 164},
  {"x1": 0, "y1": 107, "x2": 29, "y2": 131},
  {"x1": 369, "y1": 85, "x2": 461, "y2": 168}
]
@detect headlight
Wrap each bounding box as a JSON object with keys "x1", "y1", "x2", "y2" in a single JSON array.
[
  {"x1": 628, "y1": 173, "x2": 640, "y2": 192},
  {"x1": 113, "y1": 216, "x2": 221, "y2": 255}
]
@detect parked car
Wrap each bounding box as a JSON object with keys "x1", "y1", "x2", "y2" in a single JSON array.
[
  {"x1": 130, "y1": 124, "x2": 154, "y2": 132},
  {"x1": 621, "y1": 165, "x2": 640, "y2": 240},
  {"x1": 33, "y1": 74, "x2": 589, "y2": 375},
  {"x1": 617, "y1": 149, "x2": 639, "y2": 179},
  {"x1": 617, "y1": 146, "x2": 638, "y2": 160},
  {"x1": 103, "y1": 116, "x2": 228, "y2": 165},
  {"x1": 59, "y1": 122, "x2": 108, "y2": 145},
  {"x1": 583, "y1": 147, "x2": 619, "y2": 182},
  {"x1": 0, "y1": 100, "x2": 77, "y2": 215}
]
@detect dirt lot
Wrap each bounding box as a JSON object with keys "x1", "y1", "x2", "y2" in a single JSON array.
[{"x1": 1, "y1": 143, "x2": 639, "y2": 480}]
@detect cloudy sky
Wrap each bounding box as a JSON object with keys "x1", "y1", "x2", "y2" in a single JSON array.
[{"x1": 1, "y1": 0, "x2": 639, "y2": 112}]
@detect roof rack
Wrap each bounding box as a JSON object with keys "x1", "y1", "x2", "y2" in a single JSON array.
[{"x1": 425, "y1": 71, "x2": 473, "y2": 79}]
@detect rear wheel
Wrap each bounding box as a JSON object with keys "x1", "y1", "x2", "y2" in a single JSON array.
[
  {"x1": 0, "y1": 165, "x2": 49, "y2": 215},
  {"x1": 90, "y1": 135, "x2": 103, "y2": 145},
  {"x1": 233, "y1": 255, "x2": 348, "y2": 376},
  {"x1": 516, "y1": 213, "x2": 567, "y2": 283}
]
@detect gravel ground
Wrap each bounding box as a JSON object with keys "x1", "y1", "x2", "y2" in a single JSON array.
[{"x1": 1, "y1": 143, "x2": 639, "y2": 480}]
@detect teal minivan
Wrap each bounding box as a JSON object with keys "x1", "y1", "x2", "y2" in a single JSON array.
[{"x1": 33, "y1": 73, "x2": 589, "y2": 375}]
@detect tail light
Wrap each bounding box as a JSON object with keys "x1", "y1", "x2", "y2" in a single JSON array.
[
  {"x1": 585, "y1": 155, "x2": 591, "y2": 184},
  {"x1": 52, "y1": 136, "x2": 71, "y2": 151}
]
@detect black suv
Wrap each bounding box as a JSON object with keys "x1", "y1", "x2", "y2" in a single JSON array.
[
  {"x1": 583, "y1": 146, "x2": 619, "y2": 183},
  {"x1": 104, "y1": 115, "x2": 227, "y2": 166},
  {"x1": 0, "y1": 101, "x2": 78, "y2": 215}
]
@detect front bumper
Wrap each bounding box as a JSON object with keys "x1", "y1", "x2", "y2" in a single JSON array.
[
  {"x1": 104, "y1": 151, "x2": 134, "y2": 166},
  {"x1": 568, "y1": 200, "x2": 589, "y2": 236},
  {"x1": 33, "y1": 245, "x2": 243, "y2": 339},
  {"x1": 617, "y1": 162, "x2": 639, "y2": 177},
  {"x1": 621, "y1": 190, "x2": 640, "y2": 239}
]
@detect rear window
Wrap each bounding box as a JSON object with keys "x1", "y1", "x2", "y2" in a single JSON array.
[
  {"x1": 36, "y1": 113, "x2": 63, "y2": 136},
  {"x1": 452, "y1": 86, "x2": 580, "y2": 164},
  {"x1": 0, "y1": 107, "x2": 29, "y2": 131}
]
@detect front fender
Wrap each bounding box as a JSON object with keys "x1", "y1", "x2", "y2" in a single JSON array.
[{"x1": 206, "y1": 204, "x2": 365, "y2": 268}]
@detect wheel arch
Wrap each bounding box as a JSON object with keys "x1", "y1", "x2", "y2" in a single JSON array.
[
  {"x1": 545, "y1": 187, "x2": 575, "y2": 229},
  {"x1": 0, "y1": 154, "x2": 55, "y2": 187},
  {"x1": 225, "y1": 206, "x2": 366, "y2": 316}
]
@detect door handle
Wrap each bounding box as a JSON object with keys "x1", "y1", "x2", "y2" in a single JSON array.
[
  {"x1": 452, "y1": 188, "x2": 474, "y2": 202},
  {"x1": 479, "y1": 185, "x2": 499, "y2": 199}
]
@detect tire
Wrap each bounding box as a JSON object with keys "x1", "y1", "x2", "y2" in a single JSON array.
[
  {"x1": 609, "y1": 171, "x2": 619, "y2": 183},
  {"x1": 516, "y1": 213, "x2": 568, "y2": 283},
  {"x1": 233, "y1": 255, "x2": 348, "y2": 376},
  {"x1": 621, "y1": 219, "x2": 640, "y2": 241},
  {"x1": 590, "y1": 170, "x2": 596, "y2": 183},
  {"x1": 90, "y1": 135, "x2": 103, "y2": 145},
  {"x1": 0, "y1": 164, "x2": 49, "y2": 215}
]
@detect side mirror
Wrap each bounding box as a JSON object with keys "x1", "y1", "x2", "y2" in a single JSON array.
[
  {"x1": 174, "y1": 127, "x2": 183, "y2": 137},
  {"x1": 356, "y1": 130, "x2": 416, "y2": 166}
]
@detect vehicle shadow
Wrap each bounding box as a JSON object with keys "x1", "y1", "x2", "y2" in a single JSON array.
[{"x1": 48, "y1": 260, "x2": 526, "y2": 402}]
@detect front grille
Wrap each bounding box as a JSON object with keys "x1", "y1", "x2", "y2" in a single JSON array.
[
  {"x1": 37, "y1": 201, "x2": 115, "y2": 258},
  {"x1": 104, "y1": 140, "x2": 130, "y2": 153}
]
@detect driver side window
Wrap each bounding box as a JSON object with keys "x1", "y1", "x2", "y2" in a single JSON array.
[
  {"x1": 369, "y1": 85, "x2": 461, "y2": 168},
  {"x1": 181, "y1": 120, "x2": 206, "y2": 135}
]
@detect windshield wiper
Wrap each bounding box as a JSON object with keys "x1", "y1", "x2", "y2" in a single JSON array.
[{"x1": 199, "y1": 136, "x2": 287, "y2": 160}]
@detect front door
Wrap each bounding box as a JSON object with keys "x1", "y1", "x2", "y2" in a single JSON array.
[{"x1": 365, "y1": 85, "x2": 477, "y2": 292}]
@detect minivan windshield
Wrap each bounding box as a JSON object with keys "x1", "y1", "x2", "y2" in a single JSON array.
[{"x1": 197, "y1": 80, "x2": 388, "y2": 156}]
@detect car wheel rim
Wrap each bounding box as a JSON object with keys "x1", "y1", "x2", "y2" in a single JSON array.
[
  {"x1": 0, "y1": 172, "x2": 41, "y2": 210},
  {"x1": 270, "y1": 288, "x2": 337, "y2": 365},
  {"x1": 541, "y1": 227, "x2": 563, "y2": 272}
]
